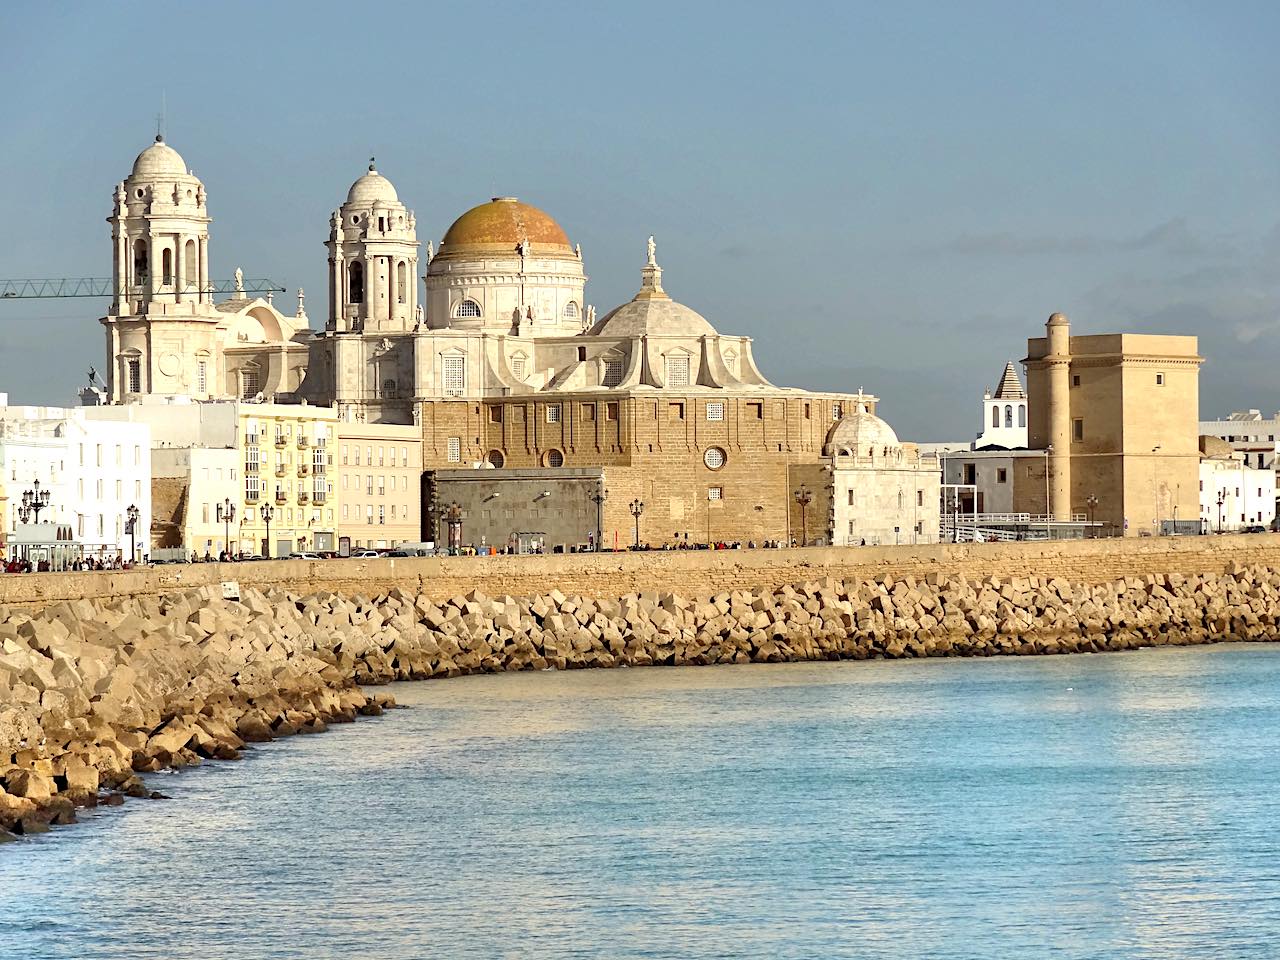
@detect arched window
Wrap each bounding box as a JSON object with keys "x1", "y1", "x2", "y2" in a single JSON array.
[
  {"x1": 382, "y1": 379, "x2": 396, "y2": 397},
  {"x1": 133, "y1": 239, "x2": 148, "y2": 283},
  {"x1": 184, "y1": 239, "x2": 197, "y2": 287},
  {"x1": 563, "y1": 301, "x2": 579, "y2": 319},
  {"x1": 992, "y1": 406, "x2": 999, "y2": 428},
  {"x1": 487, "y1": 450, "x2": 505, "y2": 468},
  {"x1": 1004, "y1": 405, "x2": 1013, "y2": 428},
  {"x1": 454, "y1": 299, "x2": 482, "y2": 319},
  {"x1": 1018, "y1": 404, "x2": 1026, "y2": 428},
  {"x1": 162, "y1": 247, "x2": 173, "y2": 285},
  {"x1": 348, "y1": 261, "x2": 364, "y2": 304},
  {"x1": 396, "y1": 261, "x2": 407, "y2": 304}
]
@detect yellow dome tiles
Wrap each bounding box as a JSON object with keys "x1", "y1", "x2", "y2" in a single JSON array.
[{"x1": 439, "y1": 197, "x2": 573, "y2": 256}]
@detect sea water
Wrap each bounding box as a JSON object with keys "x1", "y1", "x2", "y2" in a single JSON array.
[{"x1": 3, "y1": 644, "x2": 1279, "y2": 959}]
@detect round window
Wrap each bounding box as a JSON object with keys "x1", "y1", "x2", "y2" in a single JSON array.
[
  {"x1": 704, "y1": 447, "x2": 727, "y2": 470},
  {"x1": 545, "y1": 449, "x2": 564, "y2": 468},
  {"x1": 135, "y1": 188, "x2": 144, "y2": 199},
  {"x1": 487, "y1": 450, "x2": 505, "y2": 468}
]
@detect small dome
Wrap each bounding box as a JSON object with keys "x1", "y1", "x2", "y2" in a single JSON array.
[
  {"x1": 346, "y1": 162, "x2": 399, "y2": 205},
  {"x1": 130, "y1": 136, "x2": 188, "y2": 178},
  {"x1": 439, "y1": 197, "x2": 572, "y2": 255},
  {"x1": 592, "y1": 298, "x2": 716, "y2": 338},
  {"x1": 825, "y1": 406, "x2": 900, "y2": 455}
]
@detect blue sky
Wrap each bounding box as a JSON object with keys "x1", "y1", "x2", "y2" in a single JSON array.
[{"x1": 1, "y1": 1, "x2": 1276, "y2": 439}]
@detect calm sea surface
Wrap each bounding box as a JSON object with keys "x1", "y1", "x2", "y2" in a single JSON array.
[{"x1": 4, "y1": 644, "x2": 1280, "y2": 960}]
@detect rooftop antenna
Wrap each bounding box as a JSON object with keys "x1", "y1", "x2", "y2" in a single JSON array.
[{"x1": 156, "y1": 90, "x2": 167, "y2": 142}]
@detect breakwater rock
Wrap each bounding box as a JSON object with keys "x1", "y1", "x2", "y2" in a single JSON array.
[{"x1": 3, "y1": 562, "x2": 1278, "y2": 838}]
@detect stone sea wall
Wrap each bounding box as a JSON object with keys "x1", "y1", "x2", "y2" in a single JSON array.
[
  {"x1": 4, "y1": 534, "x2": 1280, "y2": 611},
  {"x1": 3, "y1": 554, "x2": 1280, "y2": 840}
]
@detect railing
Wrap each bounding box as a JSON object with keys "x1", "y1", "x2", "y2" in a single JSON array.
[
  {"x1": 312, "y1": 492, "x2": 327, "y2": 504},
  {"x1": 274, "y1": 436, "x2": 287, "y2": 447},
  {"x1": 275, "y1": 490, "x2": 287, "y2": 503},
  {"x1": 298, "y1": 491, "x2": 310, "y2": 503},
  {"x1": 246, "y1": 490, "x2": 260, "y2": 503},
  {"x1": 274, "y1": 465, "x2": 287, "y2": 477},
  {"x1": 298, "y1": 463, "x2": 310, "y2": 476},
  {"x1": 297, "y1": 436, "x2": 309, "y2": 449},
  {"x1": 245, "y1": 434, "x2": 259, "y2": 446}
]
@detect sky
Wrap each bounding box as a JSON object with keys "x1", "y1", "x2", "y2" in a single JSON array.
[{"x1": 0, "y1": 0, "x2": 1276, "y2": 440}]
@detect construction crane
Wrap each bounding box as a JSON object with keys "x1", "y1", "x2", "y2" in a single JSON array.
[{"x1": 0, "y1": 277, "x2": 285, "y2": 300}]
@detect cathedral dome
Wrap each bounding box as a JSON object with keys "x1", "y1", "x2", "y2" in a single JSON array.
[
  {"x1": 438, "y1": 197, "x2": 572, "y2": 256},
  {"x1": 825, "y1": 405, "x2": 900, "y2": 456},
  {"x1": 346, "y1": 162, "x2": 399, "y2": 205},
  {"x1": 130, "y1": 136, "x2": 188, "y2": 178},
  {"x1": 591, "y1": 239, "x2": 716, "y2": 338}
]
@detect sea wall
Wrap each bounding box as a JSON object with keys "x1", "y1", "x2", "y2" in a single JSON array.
[
  {"x1": 3, "y1": 534, "x2": 1280, "y2": 610},
  {"x1": 3, "y1": 555, "x2": 1280, "y2": 839}
]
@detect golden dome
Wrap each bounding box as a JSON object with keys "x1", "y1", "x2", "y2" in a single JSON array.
[{"x1": 438, "y1": 197, "x2": 573, "y2": 258}]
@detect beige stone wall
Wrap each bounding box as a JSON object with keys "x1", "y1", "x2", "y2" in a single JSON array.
[{"x1": 5, "y1": 534, "x2": 1280, "y2": 610}]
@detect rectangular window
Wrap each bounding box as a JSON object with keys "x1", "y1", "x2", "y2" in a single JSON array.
[
  {"x1": 366, "y1": 476, "x2": 374, "y2": 496},
  {"x1": 378, "y1": 446, "x2": 385, "y2": 466},
  {"x1": 378, "y1": 505, "x2": 386, "y2": 525},
  {"x1": 342, "y1": 503, "x2": 349, "y2": 520},
  {"x1": 1156, "y1": 372, "x2": 1165, "y2": 386},
  {"x1": 246, "y1": 476, "x2": 260, "y2": 502},
  {"x1": 342, "y1": 475, "x2": 348, "y2": 491},
  {"x1": 804, "y1": 403, "x2": 811, "y2": 420},
  {"x1": 847, "y1": 490, "x2": 854, "y2": 506},
  {"x1": 442, "y1": 355, "x2": 465, "y2": 396},
  {"x1": 241, "y1": 369, "x2": 259, "y2": 399},
  {"x1": 668, "y1": 402, "x2": 685, "y2": 421},
  {"x1": 849, "y1": 520, "x2": 855, "y2": 536},
  {"x1": 706, "y1": 401, "x2": 725, "y2": 422},
  {"x1": 582, "y1": 403, "x2": 596, "y2": 421},
  {"x1": 1072, "y1": 374, "x2": 1080, "y2": 387},
  {"x1": 127, "y1": 358, "x2": 141, "y2": 393},
  {"x1": 366, "y1": 505, "x2": 374, "y2": 525},
  {"x1": 1072, "y1": 418, "x2": 1084, "y2": 442},
  {"x1": 378, "y1": 476, "x2": 385, "y2": 496},
  {"x1": 997, "y1": 468, "x2": 1007, "y2": 484},
  {"x1": 747, "y1": 402, "x2": 763, "y2": 420},
  {"x1": 708, "y1": 486, "x2": 723, "y2": 501},
  {"x1": 606, "y1": 402, "x2": 619, "y2": 421},
  {"x1": 489, "y1": 406, "x2": 503, "y2": 424},
  {"x1": 963, "y1": 464, "x2": 976, "y2": 485},
  {"x1": 603, "y1": 359, "x2": 623, "y2": 387},
  {"x1": 447, "y1": 437, "x2": 461, "y2": 463},
  {"x1": 665, "y1": 354, "x2": 690, "y2": 388},
  {"x1": 917, "y1": 490, "x2": 924, "y2": 506},
  {"x1": 197, "y1": 361, "x2": 207, "y2": 394},
  {"x1": 134, "y1": 445, "x2": 141, "y2": 466},
  {"x1": 366, "y1": 446, "x2": 372, "y2": 465},
  {"x1": 341, "y1": 444, "x2": 349, "y2": 465},
  {"x1": 202, "y1": 503, "x2": 210, "y2": 523},
  {"x1": 546, "y1": 403, "x2": 561, "y2": 423},
  {"x1": 400, "y1": 447, "x2": 408, "y2": 466}
]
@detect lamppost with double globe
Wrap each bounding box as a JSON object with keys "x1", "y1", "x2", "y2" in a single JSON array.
[
  {"x1": 216, "y1": 498, "x2": 236, "y2": 559},
  {"x1": 260, "y1": 501, "x2": 275, "y2": 558},
  {"x1": 629, "y1": 499, "x2": 644, "y2": 549},
  {"x1": 125, "y1": 503, "x2": 140, "y2": 564},
  {"x1": 794, "y1": 485, "x2": 813, "y2": 547},
  {"x1": 1086, "y1": 495, "x2": 1098, "y2": 538},
  {"x1": 1216, "y1": 489, "x2": 1226, "y2": 534}
]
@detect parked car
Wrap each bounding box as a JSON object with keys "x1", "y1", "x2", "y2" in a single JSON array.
[
  {"x1": 289, "y1": 551, "x2": 323, "y2": 560},
  {"x1": 350, "y1": 550, "x2": 381, "y2": 558},
  {"x1": 1242, "y1": 524, "x2": 1268, "y2": 534}
]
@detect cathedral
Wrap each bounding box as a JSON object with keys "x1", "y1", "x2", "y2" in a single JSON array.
[{"x1": 99, "y1": 137, "x2": 937, "y2": 547}]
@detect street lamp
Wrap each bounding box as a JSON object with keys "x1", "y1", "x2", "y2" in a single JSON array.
[
  {"x1": 629, "y1": 498, "x2": 644, "y2": 549},
  {"x1": 125, "y1": 503, "x2": 140, "y2": 564},
  {"x1": 216, "y1": 498, "x2": 235, "y2": 559},
  {"x1": 260, "y1": 501, "x2": 274, "y2": 558},
  {"x1": 1217, "y1": 489, "x2": 1226, "y2": 534},
  {"x1": 1152, "y1": 444, "x2": 1162, "y2": 535},
  {"x1": 444, "y1": 502, "x2": 463, "y2": 554},
  {"x1": 794, "y1": 485, "x2": 813, "y2": 546},
  {"x1": 1086, "y1": 494, "x2": 1098, "y2": 538},
  {"x1": 589, "y1": 485, "x2": 607, "y2": 551},
  {"x1": 18, "y1": 479, "x2": 52, "y2": 525}
]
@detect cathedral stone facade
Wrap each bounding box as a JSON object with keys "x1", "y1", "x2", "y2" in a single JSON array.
[{"x1": 103, "y1": 139, "x2": 929, "y2": 548}]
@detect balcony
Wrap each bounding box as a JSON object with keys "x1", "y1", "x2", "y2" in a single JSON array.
[
  {"x1": 298, "y1": 463, "x2": 310, "y2": 477},
  {"x1": 274, "y1": 435, "x2": 287, "y2": 448},
  {"x1": 275, "y1": 489, "x2": 287, "y2": 503},
  {"x1": 246, "y1": 434, "x2": 260, "y2": 446},
  {"x1": 312, "y1": 492, "x2": 327, "y2": 504},
  {"x1": 246, "y1": 490, "x2": 260, "y2": 503},
  {"x1": 245, "y1": 461, "x2": 260, "y2": 474},
  {"x1": 274, "y1": 465, "x2": 287, "y2": 478},
  {"x1": 297, "y1": 436, "x2": 310, "y2": 449},
  {"x1": 298, "y1": 491, "x2": 310, "y2": 503}
]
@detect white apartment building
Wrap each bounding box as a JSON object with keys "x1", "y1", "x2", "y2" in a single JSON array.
[
  {"x1": 1199, "y1": 410, "x2": 1280, "y2": 471},
  {"x1": 1199, "y1": 443, "x2": 1275, "y2": 533},
  {"x1": 1, "y1": 397, "x2": 152, "y2": 561},
  {"x1": 335, "y1": 422, "x2": 423, "y2": 550}
]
